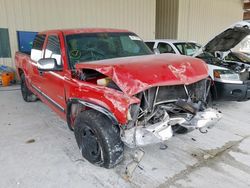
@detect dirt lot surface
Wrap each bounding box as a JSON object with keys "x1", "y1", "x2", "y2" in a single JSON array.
[{"x1": 1, "y1": 85, "x2": 250, "y2": 188}]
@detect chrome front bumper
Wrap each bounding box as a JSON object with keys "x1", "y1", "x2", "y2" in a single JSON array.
[{"x1": 121, "y1": 108, "x2": 222, "y2": 148}]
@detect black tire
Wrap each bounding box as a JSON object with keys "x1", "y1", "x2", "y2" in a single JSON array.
[
  {"x1": 20, "y1": 73, "x2": 37, "y2": 102},
  {"x1": 74, "y1": 110, "x2": 124, "y2": 168}
]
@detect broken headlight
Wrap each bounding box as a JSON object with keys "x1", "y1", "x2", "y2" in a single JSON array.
[{"x1": 213, "y1": 69, "x2": 243, "y2": 84}]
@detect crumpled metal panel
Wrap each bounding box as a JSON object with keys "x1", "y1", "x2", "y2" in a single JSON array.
[
  {"x1": 121, "y1": 108, "x2": 221, "y2": 147},
  {"x1": 66, "y1": 79, "x2": 140, "y2": 124},
  {"x1": 76, "y1": 53, "x2": 209, "y2": 96}
]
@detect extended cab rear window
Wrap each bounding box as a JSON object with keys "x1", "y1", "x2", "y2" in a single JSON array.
[
  {"x1": 31, "y1": 34, "x2": 46, "y2": 62},
  {"x1": 65, "y1": 32, "x2": 152, "y2": 67}
]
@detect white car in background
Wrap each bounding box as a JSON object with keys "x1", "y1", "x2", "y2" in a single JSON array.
[
  {"x1": 145, "y1": 39, "x2": 201, "y2": 56},
  {"x1": 145, "y1": 21, "x2": 250, "y2": 102}
]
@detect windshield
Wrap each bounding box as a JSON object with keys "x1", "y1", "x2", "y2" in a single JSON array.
[
  {"x1": 66, "y1": 32, "x2": 152, "y2": 67},
  {"x1": 174, "y1": 42, "x2": 201, "y2": 56}
]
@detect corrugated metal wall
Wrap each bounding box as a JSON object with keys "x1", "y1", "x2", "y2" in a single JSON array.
[
  {"x1": 155, "y1": 0, "x2": 179, "y2": 39},
  {"x1": 0, "y1": 0, "x2": 156, "y2": 67},
  {"x1": 177, "y1": 0, "x2": 243, "y2": 44}
]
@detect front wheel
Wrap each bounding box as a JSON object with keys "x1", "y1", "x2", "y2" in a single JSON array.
[
  {"x1": 74, "y1": 110, "x2": 124, "y2": 168},
  {"x1": 20, "y1": 73, "x2": 37, "y2": 102}
]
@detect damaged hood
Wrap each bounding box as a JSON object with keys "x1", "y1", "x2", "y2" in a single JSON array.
[
  {"x1": 203, "y1": 21, "x2": 250, "y2": 53},
  {"x1": 75, "y1": 54, "x2": 208, "y2": 96}
]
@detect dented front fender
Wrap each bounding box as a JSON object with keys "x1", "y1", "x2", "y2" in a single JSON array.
[{"x1": 67, "y1": 81, "x2": 140, "y2": 124}]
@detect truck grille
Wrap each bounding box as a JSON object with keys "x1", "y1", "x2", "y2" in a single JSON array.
[{"x1": 156, "y1": 79, "x2": 207, "y2": 103}]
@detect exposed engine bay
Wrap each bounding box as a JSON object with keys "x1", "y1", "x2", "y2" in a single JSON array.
[
  {"x1": 197, "y1": 52, "x2": 250, "y2": 81},
  {"x1": 121, "y1": 79, "x2": 221, "y2": 147}
]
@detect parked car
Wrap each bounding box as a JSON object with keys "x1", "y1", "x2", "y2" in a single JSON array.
[
  {"x1": 145, "y1": 39, "x2": 201, "y2": 56},
  {"x1": 147, "y1": 21, "x2": 250, "y2": 101},
  {"x1": 15, "y1": 28, "x2": 221, "y2": 168},
  {"x1": 195, "y1": 21, "x2": 250, "y2": 101}
]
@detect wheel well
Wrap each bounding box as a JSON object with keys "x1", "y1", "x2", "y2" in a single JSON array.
[
  {"x1": 66, "y1": 102, "x2": 84, "y2": 131},
  {"x1": 66, "y1": 99, "x2": 119, "y2": 131}
]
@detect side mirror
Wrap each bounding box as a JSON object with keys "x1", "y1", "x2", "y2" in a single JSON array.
[
  {"x1": 37, "y1": 58, "x2": 62, "y2": 71},
  {"x1": 153, "y1": 48, "x2": 160, "y2": 55}
]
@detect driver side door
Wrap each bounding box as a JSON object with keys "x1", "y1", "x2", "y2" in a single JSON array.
[{"x1": 40, "y1": 34, "x2": 66, "y2": 113}]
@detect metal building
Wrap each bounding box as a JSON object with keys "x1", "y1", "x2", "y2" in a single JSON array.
[
  {"x1": 156, "y1": 0, "x2": 244, "y2": 44},
  {"x1": 0, "y1": 0, "x2": 244, "y2": 67}
]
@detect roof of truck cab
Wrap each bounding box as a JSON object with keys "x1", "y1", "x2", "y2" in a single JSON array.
[{"x1": 39, "y1": 28, "x2": 131, "y2": 35}]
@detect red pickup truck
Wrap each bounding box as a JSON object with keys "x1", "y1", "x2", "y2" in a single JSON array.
[{"x1": 15, "y1": 28, "x2": 221, "y2": 168}]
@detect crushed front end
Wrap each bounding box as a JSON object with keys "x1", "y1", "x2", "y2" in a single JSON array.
[{"x1": 121, "y1": 79, "x2": 222, "y2": 147}]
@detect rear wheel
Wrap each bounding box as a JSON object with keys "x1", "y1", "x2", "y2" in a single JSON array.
[
  {"x1": 74, "y1": 110, "x2": 124, "y2": 168},
  {"x1": 20, "y1": 73, "x2": 37, "y2": 102}
]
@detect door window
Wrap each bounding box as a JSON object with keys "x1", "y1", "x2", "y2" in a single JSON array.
[
  {"x1": 45, "y1": 35, "x2": 62, "y2": 66},
  {"x1": 157, "y1": 43, "x2": 175, "y2": 54},
  {"x1": 31, "y1": 34, "x2": 46, "y2": 62}
]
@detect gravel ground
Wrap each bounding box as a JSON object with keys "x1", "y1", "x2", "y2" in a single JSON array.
[{"x1": 0, "y1": 85, "x2": 250, "y2": 188}]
